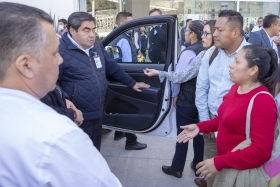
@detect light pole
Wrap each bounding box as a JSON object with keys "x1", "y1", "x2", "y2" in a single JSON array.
[{"x1": 119, "y1": 0, "x2": 123, "y2": 12}]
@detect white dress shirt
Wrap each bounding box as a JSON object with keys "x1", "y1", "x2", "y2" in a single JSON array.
[
  {"x1": 0, "y1": 88, "x2": 122, "y2": 187},
  {"x1": 67, "y1": 33, "x2": 93, "y2": 56},
  {"x1": 263, "y1": 29, "x2": 280, "y2": 63},
  {"x1": 251, "y1": 25, "x2": 262, "y2": 32}
]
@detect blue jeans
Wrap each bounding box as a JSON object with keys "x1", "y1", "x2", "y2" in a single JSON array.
[{"x1": 171, "y1": 105, "x2": 204, "y2": 172}]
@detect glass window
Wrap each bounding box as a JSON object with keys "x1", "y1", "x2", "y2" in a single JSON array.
[
  {"x1": 240, "y1": 1, "x2": 280, "y2": 30},
  {"x1": 105, "y1": 24, "x2": 167, "y2": 64},
  {"x1": 79, "y1": 0, "x2": 119, "y2": 39},
  {"x1": 182, "y1": 1, "x2": 237, "y2": 21}
]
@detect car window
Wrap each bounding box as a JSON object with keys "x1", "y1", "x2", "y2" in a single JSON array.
[{"x1": 105, "y1": 23, "x2": 167, "y2": 64}]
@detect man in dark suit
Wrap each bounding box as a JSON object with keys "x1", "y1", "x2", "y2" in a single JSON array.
[
  {"x1": 248, "y1": 14, "x2": 280, "y2": 50},
  {"x1": 41, "y1": 85, "x2": 84, "y2": 126},
  {"x1": 148, "y1": 8, "x2": 167, "y2": 63}
]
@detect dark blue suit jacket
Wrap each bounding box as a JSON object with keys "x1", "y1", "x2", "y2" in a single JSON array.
[
  {"x1": 248, "y1": 29, "x2": 272, "y2": 49},
  {"x1": 58, "y1": 33, "x2": 136, "y2": 121}
]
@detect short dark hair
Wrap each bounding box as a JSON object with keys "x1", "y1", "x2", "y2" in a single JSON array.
[
  {"x1": 205, "y1": 20, "x2": 216, "y2": 46},
  {"x1": 188, "y1": 20, "x2": 204, "y2": 41},
  {"x1": 218, "y1": 10, "x2": 243, "y2": 35},
  {"x1": 186, "y1": 19, "x2": 192, "y2": 23},
  {"x1": 67, "y1": 12, "x2": 96, "y2": 32},
  {"x1": 58, "y1": 18, "x2": 67, "y2": 25},
  {"x1": 263, "y1": 14, "x2": 279, "y2": 28},
  {"x1": 242, "y1": 45, "x2": 278, "y2": 95},
  {"x1": 116, "y1": 12, "x2": 132, "y2": 26},
  {"x1": 149, "y1": 8, "x2": 162, "y2": 16},
  {"x1": 258, "y1": 17, "x2": 263, "y2": 20},
  {"x1": 0, "y1": 2, "x2": 53, "y2": 81}
]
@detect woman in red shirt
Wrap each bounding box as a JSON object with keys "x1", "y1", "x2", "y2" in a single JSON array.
[{"x1": 177, "y1": 45, "x2": 278, "y2": 181}]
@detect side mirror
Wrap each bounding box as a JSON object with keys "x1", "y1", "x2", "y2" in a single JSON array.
[{"x1": 105, "y1": 46, "x2": 123, "y2": 63}]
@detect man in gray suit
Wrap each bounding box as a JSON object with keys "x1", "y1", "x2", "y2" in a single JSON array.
[{"x1": 248, "y1": 14, "x2": 280, "y2": 51}]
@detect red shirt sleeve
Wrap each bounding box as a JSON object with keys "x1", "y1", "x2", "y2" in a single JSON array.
[
  {"x1": 197, "y1": 117, "x2": 219, "y2": 134},
  {"x1": 214, "y1": 94, "x2": 277, "y2": 171}
]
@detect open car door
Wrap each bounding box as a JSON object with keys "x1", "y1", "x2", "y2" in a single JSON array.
[{"x1": 101, "y1": 15, "x2": 178, "y2": 139}]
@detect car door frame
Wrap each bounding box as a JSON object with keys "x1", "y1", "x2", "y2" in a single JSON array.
[{"x1": 101, "y1": 15, "x2": 178, "y2": 139}]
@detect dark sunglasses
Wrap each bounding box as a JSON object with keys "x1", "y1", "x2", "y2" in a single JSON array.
[{"x1": 201, "y1": 31, "x2": 211, "y2": 37}]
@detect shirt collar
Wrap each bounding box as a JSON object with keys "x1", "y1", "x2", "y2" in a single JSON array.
[
  {"x1": 263, "y1": 29, "x2": 274, "y2": 42},
  {"x1": 218, "y1": 38, "x2": 248, "y2": 56},
  {"x1": 67, "y1": 33, "x2": 94, "y2": 56}
]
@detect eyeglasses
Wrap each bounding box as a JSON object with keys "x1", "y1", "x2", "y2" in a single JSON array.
[
  {"x1": 258, "y1": 21, "x2": 263, "y2": 23},
  {"x1": 185, "y1": 29, "x2": 192, "y2": 33},
  {"x1": 201, "y1": 31, "x2": 211, "y2": 37}
]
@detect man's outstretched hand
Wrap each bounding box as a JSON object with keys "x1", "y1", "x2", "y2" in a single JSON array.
[{"x1": 133, "y1": 82, "x2": 150, "y2": 92}]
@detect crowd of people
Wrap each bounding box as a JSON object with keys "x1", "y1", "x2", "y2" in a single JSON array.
[{"x1": 0, "y1": 1, "x2": 279, "y2": 187}]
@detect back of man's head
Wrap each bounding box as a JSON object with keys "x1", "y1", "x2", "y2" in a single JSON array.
[
  {"x1": 67, "y1": 12, "x2": 96, "y2": 33},
  {"x1": 116, "y1": 12, "x2": 132, "y2": 26},
  {"x1": 0, "y1": 2, "x2": 53, "y2": 81},
  {"x1": 186, "y1": 19, "x2": 192, "y2": 24},
  {"x1": 149, "y1": 8, "x2": 162, "y2": 16},
  {"x1": 218, "y1": 10, "x2": 243, "y2": 36},
  {"x1": 263, "y1": 14, "x2": 279, "y2": 28},
  {"x1": 58, "y1": 18, "x2": 67, "y2": 25}
]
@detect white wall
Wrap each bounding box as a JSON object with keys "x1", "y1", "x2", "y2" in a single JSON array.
[{"x1": 1, "y1": 0, "x2": 79, "y2": 21}]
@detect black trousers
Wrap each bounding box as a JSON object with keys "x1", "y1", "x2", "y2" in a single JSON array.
[
  {"x1": 79, "y1": 119, "x2": 102, "y2": 151},
  {"x1": 114, "y1": 131, "x2": 137, "y2": 146},
  {"x1": 171, "y1": 105, "x2": 204, "y2": 172}
]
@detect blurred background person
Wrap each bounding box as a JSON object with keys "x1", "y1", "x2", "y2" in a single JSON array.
[
  {"x1": 274, "y1": 31, "x2": 280, "y2": 61},
  {"x1": 112, "y1": 46, "x2": 120, "y2": 59},
  {"x1": 58, "y1": 18, "x2": 67, "y2": 36},
  {"x1": 180, "y1": 19, "x2": 192, "y2": 51},
  {"x1": 251, "y1": 17, "x2": 263, "y2": 32},
  {"x1": 148, "y1": 8, "x2": 167, "y2": 63},
  {"x1": 134, "y1": 26, "x2": 148, "y2": 60},
  {"x1": 106, "y1": 47, "x2": 114, "y2": 59}
]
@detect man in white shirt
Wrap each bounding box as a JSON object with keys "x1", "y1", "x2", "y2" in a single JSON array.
[
  {"x1": 251, "y1": 17, "x2": 263, "y2": 32},
  {"x1": 0, "y1": 2, "x2": 121, "y2": 187}
]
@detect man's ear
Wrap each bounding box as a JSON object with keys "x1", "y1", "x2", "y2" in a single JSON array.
[
  {"x1": 232, "y1": 28, "x2": 241, "y2": 38},
  {"x1": 14, "y1": 54, "x2": 35, "y2": 79},
  {"x1": 69, "y1": 27, "x2": 76, "y2": 36}
]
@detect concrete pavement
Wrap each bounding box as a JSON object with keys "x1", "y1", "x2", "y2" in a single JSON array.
[{"x1": 100, "y1": 131, "x2": 199, "y2": 187}]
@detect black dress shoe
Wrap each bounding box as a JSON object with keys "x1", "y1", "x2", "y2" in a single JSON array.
[
  {"x1": 194, "y1": 178, "x2": 207, "y2": 187},
  {"x1": 162, "y1": 166, "x2": 182, "y2": 178},
  {"x1": 191, "y1": 162, "x2": 200, "y2": 177},
  {"x1": 125, "y1": 142, "x2": 147, "y2": 150},
  {"x1": 114, "y1": 132, "x2": 125, "y2": 141}
]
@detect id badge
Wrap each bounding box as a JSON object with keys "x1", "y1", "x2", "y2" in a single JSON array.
[{"x1": 94, "y1": 56, "x2": 102, "y2": 69}]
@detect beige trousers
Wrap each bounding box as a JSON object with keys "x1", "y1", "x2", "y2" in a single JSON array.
[
  {"x1": 213, "y1": 167, "x2": 270, "y2": 187},
  {"x1": 204, "y1": 112, "x2": 218, "y2": 187}
]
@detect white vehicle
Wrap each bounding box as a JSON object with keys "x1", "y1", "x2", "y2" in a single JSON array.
[{"x1": 101, "y1": 15, "x2": 179, "y2": 140}]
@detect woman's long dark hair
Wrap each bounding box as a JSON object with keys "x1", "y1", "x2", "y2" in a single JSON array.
[
  {"x1": 188, "y1": 20, "x2": 204, "y2": 41},
  {"x1": 242, "y1": 45, "x2": 278, "y2": 95},
  {"x1": 205, "y1": 20, "x2": 216, "y2": 47}
]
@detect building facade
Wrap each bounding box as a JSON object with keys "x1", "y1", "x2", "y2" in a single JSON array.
[
  {"x1": 80, "y1": 0, "x2": 280, "y2": 37},
  {"x1": 5, "y1": 0, "x2": 280, "y2": 37}
]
